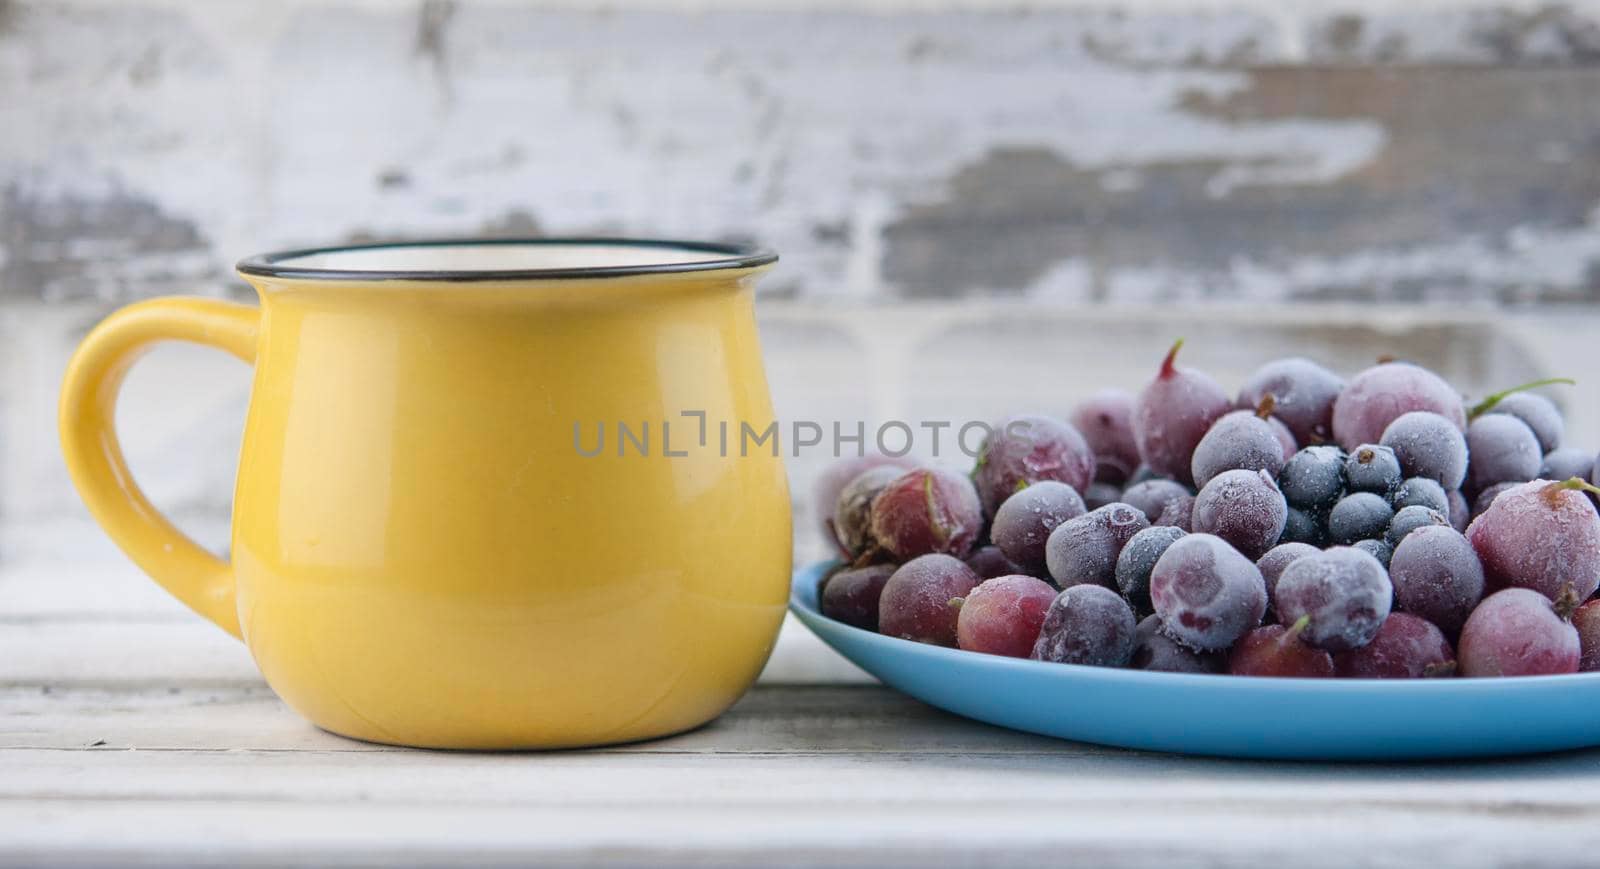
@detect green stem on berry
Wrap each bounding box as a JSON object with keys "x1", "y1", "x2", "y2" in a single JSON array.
[
  {"x1": 947, "y1": 597, "x2": 966, "y2": 611},
  {"x1": 1542, "y1": 477, "x2": 1600, "y2": 509},
  {"x1": 1468, "y1": 377, "x2": 1577, "y2": 419},
  {"x1": 1159, "y1": 338, "x2": 1185, "y2": 379},
  {"x1": 1254, "y1": 393, "x2": 1277, "y2": 420},
  {"x1": 1283, "y1": 614, "x2": 1312, "y2": 640}
]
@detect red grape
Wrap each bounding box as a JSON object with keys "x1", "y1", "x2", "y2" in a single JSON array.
[
  {"x1": 1380, "y1": 411, "x2": 1469, "y2": 490},
  {"x1": 878, "y1": 554, "x2": 981, "y2": 645},
  {"x1": 1149, "y1": 533, "x2": 1268, "y2": 651},
  {"x1": 820, "y1": 564, "x2": 897, "y2": 630},
  {"x1": 1191, "y1": 469, "x2": 1288, "y2": 559},
  {"x1": 1466, "y1": 479, "x2": 1600, "y2": 602},
  {"x1": 1458, "y1": 587, "x2": 1579, "y2": 677},
  {"x1": 1228, "y1": 618, "x2": 1336, "y2": 678},
  {"x1": 815, "y1": 454, "x2": 917, "y2": 553},
  {"x1": 870, "y1": 468, "x2": 984, "y2": 561},
  {"x1": 1071, "y1": 389, "x2": 1141, "y2": 485},
  {"x1": 1131, "y1": 615, "x2": 1222, "y2": 673},
  {"x1": 1256, "y1": 542, "x2": 1319, "y2": 620},
  {"x1": 1333, "y1": 612, "x2": 1456, "y2": 678},
  {"x1": 1466, "y1": 414, "x2": 1542, "y2": 494},
  {"x1": 1274, "y1": 547, "x2": 1392, "y2": 651},
  {"x1": 965, "y1": 545, "x2": 1026, "y2": 580},
  {"x1": 1115, "y1": 525, "x2": 1187, "y2": 616},
  {"x1": 1573, "y1": 599, "x2": 1600, "y2": 672},
  {"x1": 1191, "y1": 407, "x2": 1288, "y2": 490},
  {"x1": 832, "y1": 465, "x2": 905, "y2": 558},
  {"x1": 1388, "y1": 525, "x2": 1484, "y2": 635},
  {"x1": 1485, "y1": 391, "x2": 1564, "y2": 454},
  {"x1": 1030, "y1": 584, "x2": 1137, "y2": 667},
  {"x1": 1131, "y1": 340, "x2": 1232, "y2": 487},
  {"x1": 991, "y1": 481, "x2": 1087, "y2": 573},
  {"x1": 1044, "y1": 502, "x2": 1149, "y2": 588},
  {"x1": 1331, "y1": 362, "x2": 1466, "y2": 452},
  {"x1": 1235, "y1": 356, "x2": 1345, "y2": 445},
  {"x1": 1122, "y1": 479, "x2": 1192, "y2": 521},
  {"x1": 956, "y1": 575, "x2": 1058, "y2": 658},
  {"x1": 972, "y1": 415, "x2": 1095, "y2": 515},
  {"x1": 1152, "y1": 493, "x2": 1196, "y2": 531}
]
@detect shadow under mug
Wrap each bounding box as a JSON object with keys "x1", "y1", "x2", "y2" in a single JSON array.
[{"x1": 59, "y1": 238, "x2": 793, "y2": 749}]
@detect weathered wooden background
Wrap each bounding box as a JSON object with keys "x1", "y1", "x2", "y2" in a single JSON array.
[{"x1": 2, "y1": 0, "x2": 1599, "y2": 553}]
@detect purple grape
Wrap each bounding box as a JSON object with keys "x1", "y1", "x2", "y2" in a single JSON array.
[
  {"x1": 1228, "y1": 619, "x2": 1336, "y2": 678},
  {"x1": 1257, "y1": 542, "x2": 1319, "y2": 620},
  {"x1": 1149, "y1": 533, "x2": 1268, "y2": 651},
  {"x1": 972, "y1": 415, "x2": 1095, "y2": 516},
  {"x1": 1458, "y1": 587, "x2": 1579, "y2": 677},
  {"x1": 1070, "y1": 389, "x2": 1142, "y2": 486},
  {"x1": 1152, "y1": 493, "x2": 1195, "y2": 531},
  {"x1": 1122, "y1": 479, "x2": 1192, "y2": 521},
  {"x1": 1352, "y1": 538, "x2": 1393, "y2": 568},
  {"x1": 1274, "y1": 547, "x2": 1392, "y2": 651},
  {"x1": 1471, "y1": 481, "x2": 1518, "y2": 520},
  {"x1": 991, "y1": 481, "x2": 1088, "y2": 574},
  {"x1": 1278, "y1": 445, "x2": 1346, "y2": 511},
  {"x1": 1467, "y1": 479, "x2": 1600, "y2": 602},
  {"x1": 965, "y1": 545, "x2": 1026, "y2": 580},
  {"x1": 1466, "y1": 414, "x2": 1542, "y2": 493},
  {"x1": 1484, "y1": 391, "x2": 1564, "y2": 454},
  {"x1": 832, "y1": 465, "x2": 905, "y2": 558},
  {"x1": 1328, "y1": 492, "x2": 1393, "y2": 545},
  {"x1": 1331, "y1": 361, "x2": 1467, "y2": 452},
  {"x1": 1278, "y1": 507, "x2": 1325, "y2": 546},
  {"x1": 878, "y1": 554, "x2": 980, "y2": 645},
  {"x1": 1344, "y1": 444, "x2": 1402, "y2": 496},
  {"x1": 1191, "y1": 469, "x2": 1288, "y2": 559},
  {"x1": 1236, "y1": 356, "x2": 1345, "y2": 445},
  {"x1": 1190, "y1": 406, "x2": 1288, "y2": 490},
  {"x1": 1573, "y1": 599, "x2": 1600, "y2": 672},
  {"x1": 1029, "y1": 584, "x2": 1137, "y2": 667},
  {"x1": 870, "y1": 468, "x2": 984, "y2": 561},
  {"x1": 1389, "y1": 525, "x2": 1485, "y2": 634},
  {"x1": 1115, "y1": 525, "x2": 1187, "y2": 616},
  {"x1": 814, "y1": 454, "x2": 917, "y2": 553},
  {"x1": 1044, "y1": 503, "x2": 1150, "y2": 588},
  {"x1": 820, "y1": 564, "x2": 897, "y2": 630},
  {"x1": 1333, "y1": 613, "x2": 1456, "y2": 678},
  {"x1": 1380, "y1": 411, "x2": 1469, "y2": 490},
  {"x1": 1131, "y1": 340, "x2": 1232, "y2": 487},
  {"x1": 1447, "y1": 488, "x2": 1470, "y2": 531},
  {"x1": 1386, "y1": 504, "x2": 1449, "y2": 547},
  {"x1": 1541, "y1": 448, "x2": 1594, "y2": 484},
  {"x1": 1131, "y1": 615, "x2": 1222, "y2": 673},
  {"x1": 956, "y1": 575, "x2": 1058, "y2": 658},
  {"x1": 1391, "y1": 477, "x2": 1449, "y2": 514},
  {"x1": 1083, "y1": 482, "x2": 1122, "y2": 510}
]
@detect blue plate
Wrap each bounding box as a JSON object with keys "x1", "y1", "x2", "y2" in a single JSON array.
[{"x1": 791, "y1": 561, "x2": 1600, "y2": 760}]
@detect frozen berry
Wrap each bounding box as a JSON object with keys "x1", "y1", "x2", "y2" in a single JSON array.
[
  {"x1": 1458, "y1": 586, "x2": 1580, "y2": 677},
  {"x1": 1386, "y1": 504, "x2": 1449, "y2": 547},
  {"x1": 1191, "y1": 400, "x2": 1288, "y2": 490},
  {"x1": 1466, "y1": 414, "x2": 1542, "y2": 494},
  {"x1": 972, "y1": 415, "x2": 1095, "y2": 515},
  {"x1": 991, "y1": 481, "x2": 1087, "y2": 574},
  {"x1": 1379, "y1": 411, "x2": 1469, "y2": 491},
  {"x1": 1274, "y1": 547, "x2": 1392, "y2": 652},
  {"x1": 956, "y1": 575, "x2": 1058, "y2": 658},
  {"x1": 1331, "y1": 361, "x2": 1466, "y2": 452},
  {"x1": 1122, "y1": 479, "x2": 1192, "y2": 521},
  {"x1": 870, "y1": 468, "x2": 984, "y2": 560},
  {"x1": 1236, "y1": 356, "x2": 1345, "y2": 446},
  {"x1": 1149, "y1": 533, "x2": 1268, "y2": 651},
  {"x1": 1391, "y1": 476, "x2": 1449, "y2": 514},
  {"x1": 1328, "y1": 492, "x2": 1393, "y2": 545},
  {"x1": 1191, "y1": 468, "x2": 1288, "y2": 559},
  {"x1": 1228, "y1": 617, "x2": 1336, "y2": 678},
  {"x1": 1278, "y1": 445, "x2": 1346, "y2": 511},
  {"x1": 1045, "y1": 502, "x2": 1149, "y2": 588},
  {"x1": 1083, "y1": 482, "x2": 1122, "y2": 510},
  {"x1": 1131, "y1": 340, "x2": 1232, "y2": 487},
  {"x1": 1131, "y1": 614, "x2": 1222, "y2": 673},
  {"x1": 1030, "y1": 584, "x2": 1137, "y2": 667},
  {"x1": 1115, "y1": 525, "x2": 1187, "y2": 616},
  {"x1": 1071, "y1": 389, "x2": 1142, "y2": 486},
  {"x1": 878, "y1": 554, "x2": 980, "y2": 645},
  {"x1": 1472, "y1": 481, "x2": 1518, "y2": 520},
  {"x1": 1447, "y1": 488, "x2": 1470, "y2": 531},
  {"x1": 1388, "y1": 525, "x2": 1484, "y2": 634},
  {"x1": 1257, "y1": 542, "x2": 1319, "y2": 620},
  {"x1": 965, "y1": 545, "x2": 1026, "y2": 580},
  {"x1": 1344, "y1": 444, "x2": 1402, "y2": 496},
  {"x1": 1278, "y1": 507, "x2": 1325, "y2": 546},
  {"x1": 1352, "y1": 538, "x2": 1393, "y2": 568},
  {"x1": 820, "y1": 564, "x2": 897, "y2": 630},
  {"x1": 1541, "y1": 448, "x2": 1595, "y2": 487},
  {"x1": 1466, "y1": 478, "x2": 1600, "y2": 602},
  {"x1": 1333, "y1": 613, "x2": 1456, "y2": 678},
  {"x1": 832, "y1": 465, "x2": 904, "y2": 558},
  {"x1": 1478, "y1": 388, "x2": 1565, "y2": 454},
  {"x1": 815, "y1": 454, "x2": 917, "y2": 553}
]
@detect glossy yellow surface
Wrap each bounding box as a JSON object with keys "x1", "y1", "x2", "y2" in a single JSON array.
[{"x1": 59, "y1": 266, "x2": 792, "y2": 749}]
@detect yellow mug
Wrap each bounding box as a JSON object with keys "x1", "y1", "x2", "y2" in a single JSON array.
[{"x1": 59, "y1": 239, "x2": 792, "y2": 749}]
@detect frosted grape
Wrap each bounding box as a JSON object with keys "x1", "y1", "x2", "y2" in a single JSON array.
[
  {"x1": 1447, "y1": 488, "x2": 1470, "y2": 531},
  {"x1": 870, "y1": 468, "x2": 984, "y2": 560},
  {"x1": 1115, "y1": 525, "x2": 1187, "y2": 616},
  {"x1": 1191, "y1": 405, "x2": 1289, "y2": 490},
  {"x1": 1466, "y1": 479, "x2": 1600, "y2": 602},
  {"x1": 1352, "y1": 538, "x2": 1393, "y2": 568},
  {"x1": 1278, "y1": 507, "x2": 1325, "y2": 546},
  {"x1": 1130, "y1": 615, "x2": 1222, "y2": 673},
  {"x1": 956, "y1": 575, "x2": 1058, "y2": 658},
  {"x1": 1228, "y1": 618, "x2": 1336, "y2": 678},
  {"x1": 1380, "y1": 411, "x2": 1469, "y2": 490},
  {"x1": 832, "y1": 465, "x2": 904, "y2": 558},
  {"x1": 1122, "y1": 479, "x2": 1192, "y2": 522},
  {"x1": 1071, "y1": 389, "x2": 1142, "y2": 486},
  {"x1": 991, "y1": 481, "x2": 1087, "y2": 574},
  {"x1": 1149, "y1": 534, "x2": 1268, "y2": 651},
  {"x1": 1131, "y1": 340, "x2": 1233, "y2": 487},
  {"x1": 814, "y1": 454, "x2": 916, "y2": 554},
  {"x1": 1331, "y1": 361, "x2": 1466, "y2": 452},
  {"x1": 1044, "y1": 503, "x2": 1150, "y2": 588},
  {"x1": 1278, "y1": 445, "x2": 1346, "y2": 511},
  {"x1": 1483, "y1": 391, "x2": 1563, "y2": 454},
  {"x1": 1541, "y1": 448, "x2": 1595, "y2": 484},
  {"x1": 1458, "y1": 587, "x2": 1579, "y2": 677},
  {"x1": 1236, "y1": 356, "x2": 1345, "y2": 445},
  {"x1": 1386, "y1": 504, "x2": 1449, "y2": 547},
  {"x1": 1029, "y1": 584, "x2": 1137, "y2": 667},
  {"x1": 1328, "y1": 492, "x2": 1393, "y2": 545},
  {"x1": 820, "y1": 564, "x2": 897, "y2": 630},
  {"x1": 1344, "y1": 444, "x2": 1402, "y2": 496},
  {"x1": 972, "y1": 415, "x2": 1095, "y2": 515},
  {"x1": 1388, "y1": 525, "x2": 1485, "y2": 634},
  {"x1": 1191, "y1": 468, "x2": 1289, "y2": 559},
  {"x1": 1471, "y1": 481, "x2": 1518, "y2": 520},
  {"x1": 1466, "y1": 414, "x2": 1542, "y2": 493},
  {"x1": 1083, "y1": 482, "x2": 1121, "y2": 510},
  {"x1": 1256, "y1": 542, "x2": 1319, "y2": 620},
  {"x1": 965, "y1": 545, "x2": 1025, "y2": 580},
  {"x1": 878, "y1": 554, "x2": 980, "y2": 645},
  {"x1": 1152, "y1": 493, "x2": 1195, "y2": 531},
  {"x1": 1391, "y1": 477, "x2": 1449, "y2": 514},
  {"x1": 1274, "y1": 547, "x2": 1392, "y2": 651},
  {"x1": 1333, "y1": 613, "x2": 1456, "y2": 678}
]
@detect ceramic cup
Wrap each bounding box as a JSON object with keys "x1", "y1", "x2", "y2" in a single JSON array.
[{"x1": 60, "y1": 239, "x2": 792, "y2": 749}]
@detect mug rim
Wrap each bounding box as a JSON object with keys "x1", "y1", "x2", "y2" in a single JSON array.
[{"x1": 236, "y1": 237, "x2": 778, "y2": 282}]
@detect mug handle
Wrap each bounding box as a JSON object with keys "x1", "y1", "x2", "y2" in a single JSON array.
[{"x1": 58, "y1": 297, "x2": 260, "y2": 639}]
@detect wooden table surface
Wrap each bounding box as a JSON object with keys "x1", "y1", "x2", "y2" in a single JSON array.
[{"x1": 7, "y1": 525, "x2": 1600, "y2": 867}]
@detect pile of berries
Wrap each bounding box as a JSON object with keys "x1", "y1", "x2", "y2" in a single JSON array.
[{"x1": 815, "y1": 342, "x2": 1600, "y2": 678}]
